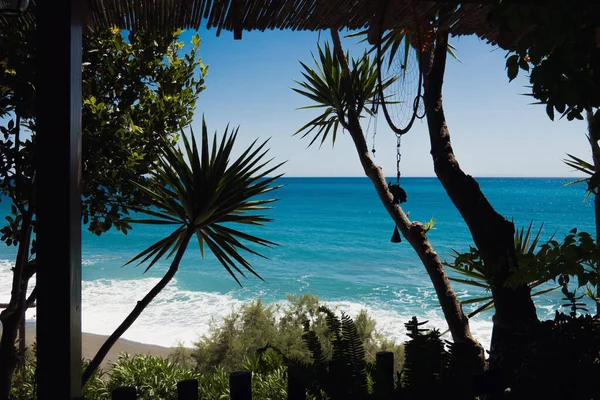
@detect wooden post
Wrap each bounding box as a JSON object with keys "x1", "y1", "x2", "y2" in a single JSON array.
[
  {"x1": 230, "y1": 371, "x2": 252, "y2": 400},
  {"x1": 177, "y1": 379, "x2": 198, "y2": 400},
  {"x1": 287, "y1": 368, "x2": 306, "y2": 400},
  {"x1": 35, "y1": 0, "x2": 83, "y2": 398},
  {"x1": 374, "y1": 351, "x2": 395, "y2": 399},
  {"x1": 112, "y1": 386, "x2": 137, "y2": 400}
]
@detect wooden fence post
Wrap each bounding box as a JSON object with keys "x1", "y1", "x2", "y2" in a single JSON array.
[
  {"x1": 287, "y1": 367, "x2": 306, "y2": 400},
  {"x1": 112, "y1": 386, "x2": 137, "y2": 400},
  {"x1": 374, "y1": 351, "x2": 395, "y2": 399},
  {"x1": 177, "y1": 378, "x2": 199, "y2": 400},
  {"x1": 230, "y1": 370, "x2": 252, "y2": 400}
]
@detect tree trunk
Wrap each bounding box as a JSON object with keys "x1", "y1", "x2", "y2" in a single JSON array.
[
  {"x1": 587, "y1": 109, "x2": 600, "y2": 316},
  {"x1": 421, "y1": 28, "x2": 538, "y2": 390},
  {"x1": 329, "y1": 29, "x2": 485, "y2": 384},
  {"x1": 0, "y1": 315, "x2": 19, "y2": 400},
  {"x1": 82, "y1": 232, "x2": 192, "y2": 386},
  {"x1": 0, "y1": 214, "x2": 33, "y2": 400}
]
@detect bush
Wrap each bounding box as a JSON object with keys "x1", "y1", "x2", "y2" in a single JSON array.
[
  {"x1": 168, "y1": 343, "x2": 196, "y2": 370},
  {"x1": 10, "y1": 349, "x2": 36, "y2": 400},
  {"x1": 510, "y1": 312, "x2": 600, "y2": 399},
  {"x1": 10, "y1": 345, "x2": 109, "y2": 400},
  {"x1": 10, "y1": 295, "x2": 404, "y2": 399},
  {"x1": 106, "y1": 354, "x2": 198, "y2": 400},
  {"x1": 189, "y1": 293, "x2": 404, "y2": 374}
]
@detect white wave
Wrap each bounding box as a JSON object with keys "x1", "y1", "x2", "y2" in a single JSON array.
[
  {"x1": 316, "y1": 299, "x2": 493, "y2": 352},
  {"x1": 0, "y1": 260, "x2": 37, "y2": 321},
  {"x1": 80, "y1": 276, "x2": 244, "y2": 347},
  {"x1": 0, "y1": 258, "x2": 504, "y2": 351}
]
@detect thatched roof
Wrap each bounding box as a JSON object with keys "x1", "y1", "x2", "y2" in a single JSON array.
[{"x1": 0, "y1": 0, "x2": 519, "y2": 44}]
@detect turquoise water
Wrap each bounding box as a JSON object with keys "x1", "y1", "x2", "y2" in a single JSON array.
[{"x1": 0, "y1": 177, "x2": 595, "y2": 349}]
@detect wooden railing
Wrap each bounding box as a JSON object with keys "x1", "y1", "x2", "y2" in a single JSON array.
[{"x1": 110, "y1": 351, "x2": 397, "y2": 400}]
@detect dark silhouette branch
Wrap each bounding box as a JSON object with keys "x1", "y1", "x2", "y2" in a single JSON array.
[
  {"x1": 81, "y1": 233, "x2": 192, "y2": 386},
  {"x1": 329, "y1": 28, "x2": 484, "y2": 377}
]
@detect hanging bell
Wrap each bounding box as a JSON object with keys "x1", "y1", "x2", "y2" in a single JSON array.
[{"x1": 391, "y1": 226, "x2": 402, "y2": 243}]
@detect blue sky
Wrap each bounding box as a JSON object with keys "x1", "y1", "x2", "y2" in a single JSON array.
[{"x1": 182, "y1": 28, "x2": 589, "y2": 178}]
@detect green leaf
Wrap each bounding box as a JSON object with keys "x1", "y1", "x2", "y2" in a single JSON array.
[
  {"x1": 191, "y1": 35, "x2": 200, "y2": 49},
  {"x1": 506, "y1": 55, "x2": 519, "y2": 82},
  {"x1": 546, "y1": 103, "x2": 555, "y2": 121}
]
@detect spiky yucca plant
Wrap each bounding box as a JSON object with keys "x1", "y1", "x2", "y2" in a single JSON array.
[
  {"x1": 443, "y1": 221, "x2": 559, "y2": 320},
  {"x1": 82, "y1": 118, "x2": 283, "y2": 385},
  {"x1": 564, "y1": 151, "x2": 597, "y2": 200},
  {"x1": 293, "y1": 41, "x2": 396, "y2": 148}
]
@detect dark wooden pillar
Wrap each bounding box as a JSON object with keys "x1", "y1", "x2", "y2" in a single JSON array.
[{"x1": 35, "y1": 0, "x2": 83, "y2": 398}]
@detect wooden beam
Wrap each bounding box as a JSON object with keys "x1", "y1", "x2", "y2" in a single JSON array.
[
  {"x1": 35, "y1": 0, "x2": 83, "y2": 398},
  {"x1": 367, "y1": 0, "x2": 389, "y2": 45},
  {"x1": 231, "y1": 0, "x2": 244, "y2": 40}
]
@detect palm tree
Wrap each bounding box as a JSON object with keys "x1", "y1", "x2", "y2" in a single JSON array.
[{"x1": 82, "y1": 117, "x2": 284, "y2": 385}]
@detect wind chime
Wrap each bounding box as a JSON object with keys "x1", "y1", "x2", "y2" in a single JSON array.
[
  {"x1": 388, "y1": 134, "x2": 407, "y2": 242},
  {"x1": 368, "y1": 93, "x2": 408, "y2": 244},
  {"x1": 373, "y1": 5, "x2": 430, "y2": 243}
]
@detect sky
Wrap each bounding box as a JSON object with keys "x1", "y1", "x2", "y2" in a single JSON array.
[{"x1": 180, "y1": 28, "x2": 590, "y2": 178}]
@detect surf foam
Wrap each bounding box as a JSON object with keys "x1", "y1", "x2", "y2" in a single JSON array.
[{"x1": 1, "y1": 259, "x2": 496, "y2": 350}]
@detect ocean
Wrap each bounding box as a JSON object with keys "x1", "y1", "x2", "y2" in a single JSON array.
[{"x1": 0, "y1": 177, "x2": 595, "y2": 351}]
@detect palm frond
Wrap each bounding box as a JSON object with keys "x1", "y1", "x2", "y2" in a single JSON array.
[
  {"x1": 563, "y1": 153, "x2": 598, "y2": 199},
  {"x1": 125, "y1": 116, "x2": 282, "y2": 285},
  {"x1": 346, "y1": 28, "x2": 460, "y2": 62},
  {"x1": 445, "y1": 221, "x2": 561, "y2": 317},
  {"x1": 293, "y1": 42, "x2": 395, "y2": 148}
]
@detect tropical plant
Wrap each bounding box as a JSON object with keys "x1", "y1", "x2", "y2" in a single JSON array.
[
  {"x1": 81, "y1": 119, "x2": 283, "y2": 384},
  {"x1": 564, "y1": 150, "x2": 597, "y2": 201},
  {"x1": 445, "y1": 222, "x2": 600, "y2": 320},
  {"x1": 293, "y1": 42, "x2": 395, "y2": 147},
  {"x1": 347, "y1": 25, "x2": 460, "y2": 61}
]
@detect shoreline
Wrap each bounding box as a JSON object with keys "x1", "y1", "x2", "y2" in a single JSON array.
[{"x1": 2, "y1": 325, "x2": 177, "y2": 370}]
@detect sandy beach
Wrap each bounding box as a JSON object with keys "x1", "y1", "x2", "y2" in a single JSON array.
[{"x1": 2, "y1": 326, "x2": 175, "y2": 370}]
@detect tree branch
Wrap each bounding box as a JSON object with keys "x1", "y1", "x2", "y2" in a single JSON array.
[{"x1": 329, "y1": 29, "x2": 483, "y2": 371}]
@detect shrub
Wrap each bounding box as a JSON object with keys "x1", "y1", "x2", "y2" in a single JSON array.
[
  {"x1": 106, "y1": 354, "x2": 198, "y2": 400},
  {"x1": 189, "y1": 293, "x2": 404, "y2": 374},
  {"x1": 10, "y1": 345, "x2": 109, "y2": 400},
  {"x1": 10, "y1": 349, "x2": 36, "y2": 400},
  {"x1": 168, "y1": 343, "x2": 196, "y2": 370},
  {"x1": 510, "y1": 312, "x2": 600, "y2": 399}
]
